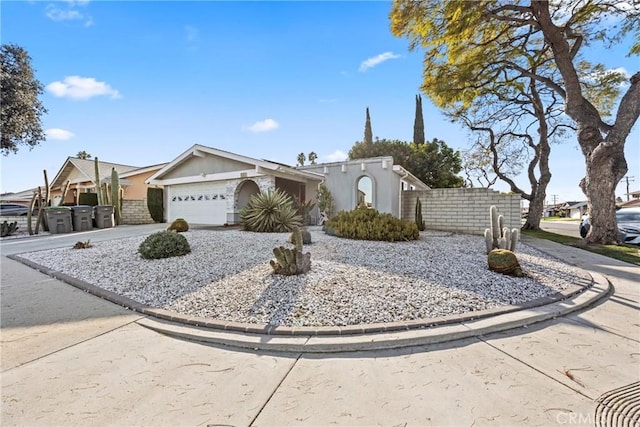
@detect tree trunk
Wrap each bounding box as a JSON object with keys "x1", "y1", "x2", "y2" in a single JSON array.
[
  {"x1": 523, "y1": 190, "x2": 546, "y2": 230},
  {"x1": 580, "y1": 131, "x2": 627, "y2": 244}
]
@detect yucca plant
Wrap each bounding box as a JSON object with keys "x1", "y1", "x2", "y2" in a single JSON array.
[{"x1": 240, "y1": 189, "x2": 302, "y2": 232}]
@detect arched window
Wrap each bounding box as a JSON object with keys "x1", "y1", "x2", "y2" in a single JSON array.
[{"x1": 356, "y1": 176, "x2": 373, "y2": 209}]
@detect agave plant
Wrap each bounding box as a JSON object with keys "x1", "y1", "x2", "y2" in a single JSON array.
[{"x1": 240, "y1": 189, "x2": 302, "y2": 232}]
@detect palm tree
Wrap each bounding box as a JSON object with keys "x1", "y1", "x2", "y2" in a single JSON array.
[
  {"x1": 76, "y1": 150, "x2": 92, "y2": 159},
  {"x1": 297, "y1": 152, "x2": 306, "y2": 166},
  {"x1": 308, "y1": 151, "x2": 318, "y2": 165}
]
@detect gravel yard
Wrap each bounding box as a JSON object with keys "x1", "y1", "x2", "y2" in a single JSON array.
[{"x1": 17, "y1": 227, "x2": 584, "y2": 327}]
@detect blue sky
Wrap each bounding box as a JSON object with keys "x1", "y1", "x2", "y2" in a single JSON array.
[{"x1": 1, "y1": 0, "x2": 638, "y2": 204}]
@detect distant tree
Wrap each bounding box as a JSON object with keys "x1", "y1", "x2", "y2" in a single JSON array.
[
  {"x1": 308, "y1": 151, "x2": 318, "y2": 165},
  {"x1": 413, "y1": 94, "x2": 425, "y2": 145},
  {"x1": 297, "y1": 152, "x2": 306, "y2": 166},
  {"x1": 76, "y1": 150, "x2": 92, "y2": 159},
  {"x1": 364, "y1": 107, "x2": 373, "y2": 144},
  {"x1": 1, "y1": 44, "x2": 47, "y2": 156},
  {"x1": 349, "y1": 138, "x2": 463, "y2": 188}
]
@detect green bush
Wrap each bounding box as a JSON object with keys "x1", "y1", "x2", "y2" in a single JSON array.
[
  {"x1": 147, "y1": 187, "x2": 164, "y2": 223},
  {"x1": 138, "y1": 230, "x2": 191, "y2": 259},
  {"x1": 78, "y1": 192, "x2": 98, "y2": 206},
  {"x1": 240, "y1": 189, "x2": 302, "y2": 232},
  {"x1": 324, "y1": 207, "x2": 419, "y2": 242},
  {"x1": 167, "y1": 218, "x2": 189, "y2": 232}
]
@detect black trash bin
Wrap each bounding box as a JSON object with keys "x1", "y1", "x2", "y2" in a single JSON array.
[
  {"x1": 71, "y1": 205, "x2": 93, "y2": 232},
  {"x1": 94, "y1": 205, "x2": 115, "y2": 229},
  {"x1": 44, "y1": 207, "x2": 72, "y2": 234}
]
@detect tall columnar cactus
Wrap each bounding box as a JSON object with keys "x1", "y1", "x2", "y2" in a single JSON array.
[
  {"x1": 415, "y1": 197, "x2": 425, "y2": 231},
  {"x1": 94, "y1": 157, "x2": 103, "y2": 205},
  {"x1": 60, "y1": 180, "x2": 70, "y2": 206},
  {"x1": 484, "y1": 205, "x2": 519, "y2": 253},
  {"x1": 111, "y1": 168, "x2": 121, "y2": 225},
  {"x1": 270, "y1": 227, "x2": 311, "y2": 275}
]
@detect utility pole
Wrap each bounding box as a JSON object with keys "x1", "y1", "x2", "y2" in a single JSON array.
[
  {"x1": 623, "y1": 176, "x2": 635, "y2": 201},
  {"x1": 551, "y1": 194, "x2": 559, "y2": 205}
]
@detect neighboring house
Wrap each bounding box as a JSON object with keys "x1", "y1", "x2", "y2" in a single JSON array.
[
  {"x1": 619, "y1": 190, "x2": 640, "y2": 208},
  {"x1": 562, "y1": 201, "x2": 588, "y2": 219},
  {"x1": 0, "y1": 188, "x2": 38, "y2": 205},
  {"x1": 47, "y1": 157, "x2": 167, "y2": 224},
  {"x1": 146, "y1": 144, "x2": 325, "y2": 225},
  {"x1": 299, "y1": 157, "x2": 429, "y2": 219}
]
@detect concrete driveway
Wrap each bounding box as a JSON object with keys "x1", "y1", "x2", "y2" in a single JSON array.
[{"x1": 1, "y1": 226, "x2": 638, "y2": 426}]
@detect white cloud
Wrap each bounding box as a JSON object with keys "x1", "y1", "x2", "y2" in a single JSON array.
[
  {"x1": 46, "y1": 76, "x2": 121, "y2": 100},
  {"x1": 248, "y1": 119, "x2": 279, "y2": 133},
  {"x1": 46, "y1": 128, "x2": 75, "y2": 140},
  {"x1": 325, "y1": 150, "x2": 348, "y2": 162},
  {"x1": 359, "y1": 52, "x2": 401, "y2": 72},
  {"x1": 45, "y1": 2, "x2": 93, "y2": 26}
]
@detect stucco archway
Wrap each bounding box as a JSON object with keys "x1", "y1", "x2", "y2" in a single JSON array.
[{"x1": 236, "y1": 179, "x2": 261, "y2": 211}]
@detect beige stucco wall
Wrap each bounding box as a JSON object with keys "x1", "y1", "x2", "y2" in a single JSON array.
[{"x1": 162, "y1": 156, "x2": 254, "y2": 180}]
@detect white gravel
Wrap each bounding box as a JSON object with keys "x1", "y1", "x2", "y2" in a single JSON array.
[{"x1": 17, "y1": 227, "x2": 584, "y2": 327}]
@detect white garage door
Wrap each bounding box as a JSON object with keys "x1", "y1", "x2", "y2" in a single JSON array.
[{"x1": 168, "y1": 182, "x2": 228, "y2": 225}]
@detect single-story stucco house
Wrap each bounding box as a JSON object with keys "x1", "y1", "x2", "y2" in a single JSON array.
[{"x1": 146, "y1": 144, "x2": 429, "y2": 226}]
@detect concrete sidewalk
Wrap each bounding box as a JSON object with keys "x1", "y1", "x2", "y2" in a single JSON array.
[{"x1": 1, "y1": 228, "x2": 638, "y2": 426}]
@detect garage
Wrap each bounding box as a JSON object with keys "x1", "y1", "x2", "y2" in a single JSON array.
[{"x1": 167, "y1": 181, "x2": 228, "y2": 225}]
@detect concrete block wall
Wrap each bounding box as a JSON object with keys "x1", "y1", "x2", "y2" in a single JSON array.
[
  {"x1": 121, "y1": 199, "x2": 155, "y2": 225},
  {"x1": 402, "y1": 188, "x2": 521, "y2": 235}
]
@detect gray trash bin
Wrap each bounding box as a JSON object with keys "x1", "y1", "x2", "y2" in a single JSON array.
[
  {"x1": 71, "y1": 205, "x2": 93, "y2": 232},
  {"x1": 45, "y1": 207, "x2": 72, "y2": 234},
  {"x1": 94, "y1": 205, "x2": 115, "y2": 228}
]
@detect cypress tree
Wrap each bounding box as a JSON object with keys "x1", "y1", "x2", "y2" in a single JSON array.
[
  {"x1": 364, "y1": 107, "x2": 373, "y2": 144},
  {"x1": 413, "y1": 94, "x2": 425, "y2": 145}
]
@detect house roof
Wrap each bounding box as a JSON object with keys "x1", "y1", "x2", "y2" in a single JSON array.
[
  {"x1": 146, "y1": 144, "x2": 324, "y2": 184},
  {"x1": 563, "y1": 201, "x2": 588, "y2": 210},
  {"x1": 50, "y1": 157, "x2": 141, "y2": 190}
]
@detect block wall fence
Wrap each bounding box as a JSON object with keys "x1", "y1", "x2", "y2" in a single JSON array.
[
  {"x1": 402, "y1": 188, "x2": 521, "y2": 236},
  {"x1": 121, "y1": 199, "x2": 155, "y2": 225}
]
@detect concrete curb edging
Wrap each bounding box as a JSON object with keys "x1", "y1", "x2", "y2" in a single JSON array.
[
  {"x1": 135, "y1": 275, "x2": 611, "y2": 353},
  {"x1": 7, "y1": 254, "x2": 611, "y2": 353}
]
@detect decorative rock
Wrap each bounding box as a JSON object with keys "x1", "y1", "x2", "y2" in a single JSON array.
[
  {"x1": 167, "y1": 218, "x2": 189, "y2": 232},
  {"x1": 17, "y1": 228, "x2": 580, "y2": 327},
  {"x1": 487, "y1": 249, "x2": 524, "y2": 277}
]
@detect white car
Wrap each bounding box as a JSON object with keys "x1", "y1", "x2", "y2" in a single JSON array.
[{"x1": 579, "y1": 208, "x2": 640, "y2": 245}]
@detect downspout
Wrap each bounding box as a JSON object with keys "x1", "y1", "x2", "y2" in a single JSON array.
[{"x1": 399, "y1": 170, "x2": 409, "y2": 220}]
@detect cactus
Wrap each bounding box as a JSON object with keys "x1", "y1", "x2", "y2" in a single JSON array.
[
  {"x1": 270, "y1": 227, "x2": 311, "y2": 275},
  {"x1": 484, "y1": 205, "x2": 519, "y2": 253},
  {"x1": 101, "y1": 182, "x2": 110, "y2": 205},
  {"x1": 1, "y1": 221, "x2": 19, "y2": 237},
  {"x1": 415, "y1": 197, "x2": 425, "y2": 231},
  {"x1": 59, "y1": 180, "x2": 70, "y2": 206},
  {"x1": 111, "y1": 168, "x2": 121, "y2": 225},
  {"x1": 94, "y1": 157, "x2": 103, "y2": 205},
  {"x1": 288, "y1": 227, "x2": 312, "y2": 245}
]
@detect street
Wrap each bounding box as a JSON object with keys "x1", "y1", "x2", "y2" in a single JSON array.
[{"x1": 539, "y1": 219, "x2": 582, "y2": 238}]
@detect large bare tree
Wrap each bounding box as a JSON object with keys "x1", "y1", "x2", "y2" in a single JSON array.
[{"x1": 391, "y1": 0, "x2": 640, "y2": 244}]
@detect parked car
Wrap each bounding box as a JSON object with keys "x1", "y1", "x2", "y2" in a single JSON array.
[
  {"x1": 0, "y1": 203, "x2": 29, "y2": 216},
  {"x1": 617, "y1": 207, "x2": 640, "y2": 245},
  {"x1": 579, "y1": 213, "x2": 590, "y2": 238},
  {"x1": 579, "y1": 208, "x2": 640, "y2": 244}
]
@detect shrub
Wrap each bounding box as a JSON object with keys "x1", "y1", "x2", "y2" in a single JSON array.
[
  {"x1": 168, "y1": 218, "x2": 189, "y2": 232},
  {"x1": 240, "y1": 189, "x2": 302, "y2": 232},
  {"x1": 147, "y1": 187, "x2": 164, "y2": 223},
  {"x1": 139, "y1": 230, "x2": 191, "y2": 259},
  {"x1": 78, "y1": 192, "x2": 98, "y2": 206},
  {"x1": 324, "y1": 207, "x2": 419, "y2": 242}
]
